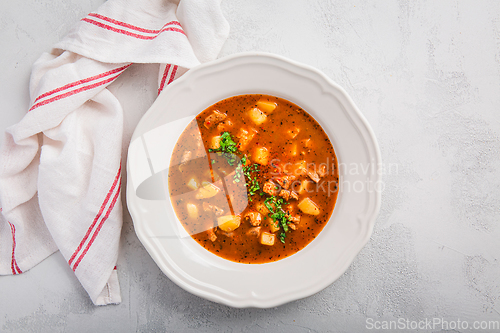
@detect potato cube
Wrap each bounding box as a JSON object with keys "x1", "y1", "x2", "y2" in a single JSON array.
[
  {"x1": 268, "y1": 220, "x2": 280, "y2": 233},
  {"x1": 204, "y1": 169, "x2": 220, "y2": 182},
  {"x1": 186, "y1": 203, "x2": 199, "y2": 219},
  {"x1": 287, "y1": 127, "x2": 300, "y2": 138},
  {"x1": 293, "y1": 160, "x2": 307, "y2": 176},
  {"x1": 256, "y1": 100, "x2": 277, "y2": 114},
  {"x1": 187, "y1": 177, "x2": 199, "y2": 191},
  {"x1": 248, "y1": 107, "x2": 267, "y2": 125},
  {"x1": 217, "y1": 215, "x2": 241, "y2": 232},
  {"x1": 256, "y1": 202, "x2": 270, "y2": 215},
  {"x1": 260, "y1": 232, "x2": 275, "y2": 246},
  {"x1": 209, "y1": 136, "x2": 221, "y2": 150},
  {"x1": 298, "y1": 197, "x2": 320, "y2": 215},
  {"x1": 253, "y1": 147, "x2": 270, "y2": 165},
  {"x1": 302, "y1": 138, "x2": 312, "y2": 147},
  {"x1": 297, "y1": 180, "x2": 311, "y2": 194},
  {"x1": 296, "y1": 160, "x2": 307, "y2": 169},
  {"x1": 195, "y1": 181, "x2": 220, "y2": 199},
  {"x1": 288, "y1": 143, "x2": 298, "y2": 157}
]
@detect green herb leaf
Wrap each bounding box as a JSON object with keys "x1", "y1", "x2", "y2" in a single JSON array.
[
  {"x1": 209, "y1": 132, "x2": 238, "y2": 166},
  {"x1": 279, "y1": 232, "x2": 286, "y2": 243},
  {"x1": 263, "y1": 195, "x2": 294, "y2": 244}
]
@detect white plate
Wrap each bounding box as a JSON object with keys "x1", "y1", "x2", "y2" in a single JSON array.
[{"x1": 126, "y1": 52, "x2": 381, "y2": 308}]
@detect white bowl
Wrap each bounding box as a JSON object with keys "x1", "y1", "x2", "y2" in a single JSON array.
[{"x1": 126, "y1": 52, "x2": 381, "y2": 308}]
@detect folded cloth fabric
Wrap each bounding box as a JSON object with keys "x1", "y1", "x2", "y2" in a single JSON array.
[{"x1": 0, "y1": 0, "x2": 229, "y2": 305}]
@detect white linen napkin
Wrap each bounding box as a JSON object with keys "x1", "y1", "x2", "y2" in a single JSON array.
[{"x1": 0, "y1": 0, "x2": 229, "y2": 305}]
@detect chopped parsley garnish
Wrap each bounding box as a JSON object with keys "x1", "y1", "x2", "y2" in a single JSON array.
[
  {"x1": 243, "y1": 162, "x2": 260, "y2": 200},
  {"x1": 233, "y1": 165, "x2": 243, "y2": 183},
  {"x1": 209, "y1": 132, "x2": 261, "y2": 200},
  {"x1": 279, "y1": 232, "x2": 286, "y2": 243},
  {"x1": 232, "y1": 160, "x2": 260, "y2": 200},
  {"x1": 218, "y1": 131, "x2": 238, "y2": 153},
  {"x1": 208, "y1": 131, "x2": 238, "y2": 165},
  {"x1": 264, "y1": 195, "x2": 291, "y2": 243}
]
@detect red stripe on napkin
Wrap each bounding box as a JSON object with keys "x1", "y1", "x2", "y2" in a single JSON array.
[
  {"x1": 167, "y1": 65, "x2": 178, "y2": 85},
  {"x1": 72, "y1": 178, "x2": 121, "y2": 272},
  {"x1": 82, "y1": 18, "x2": 186, "y2": 39},
  {"x1": 158, "y1": 64, "x2": 171, "y2": 95},
  {"x1": 88, "y1": 13, "x2": 182, "y2": 34},
  {"x1": 32, "y1": 64, "x2": 131, "y2": 105},
  {"x1": 29, "y1": 71, "x2": 126, "y2": 112},
  {"x1": 8, "y1": 222, "x2": 22, "y2": 275},
  {"x1": 68, "y1": 164, "x2": 121, "y2": 267},
  {"x1": 158, "y1": 64, "x2": 178, "y2": 95}
]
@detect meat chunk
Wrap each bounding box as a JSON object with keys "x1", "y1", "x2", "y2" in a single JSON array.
[
  {"x1": 288, "y1": 214, "x2": 301, "y2": 224},
  {"x1": 206, "y1": 228, "x2": 217, "y2": 242},
  {"x1": 180, "y1": 150, "x2": 192, "y2": 164},
  {"x1": 236, "y1": 127, "x2": 257, "y2": 151},
  {"x1": 317, "y1": 164, "x2": 328, "y2": 177},
  {"x1": 279, "y1": 189, "x2": 299, "y2": 201},
  {"x1": 217, "y1": 120, "x2": 233, "y2": 132},
  {"x1": 218, "y1": 229, "x2": 234, "y2": 238},
  {"x1": 284, "y1": 205, "x2": 300, "y2": 224},
  {"x1": 202, "y1": 202, "x2": 224, "y2": 216},
  {"x1": 287, "y1": 127, "x2": 300, "y2": 138},
  {"x1": 204, "y1": 110, "x2": 227, "y2": 129},
  {"x1": 263, "y1": 181, "x2": 280, "y2": 196},
  {"x1": 245, "y1": 211, "x2": 262, "y2": 226},
  {"x1": 246, "y1": 226, "x2": 261, "y2": 237},
  {"x1": 275, "y1": 175, "x2": 296, "y2": 190},
  {"x1": 307, "y1": 169, "x2": 320, "y2": 183},
  {"x1": 284, "y1": 204, "x2": 296, "y2": 215},
  {"x1": 279, "y1": 189, "x2": 290, "y2": 201}
]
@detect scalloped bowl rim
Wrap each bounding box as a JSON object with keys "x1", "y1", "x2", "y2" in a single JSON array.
[{"x1": 126, "y1": 52, "x2": 382, "y2": 308}]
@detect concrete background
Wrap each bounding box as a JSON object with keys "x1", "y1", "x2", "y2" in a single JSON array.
[{"x1": 1, "y1": 0, "x2": 500, "y2": 332}]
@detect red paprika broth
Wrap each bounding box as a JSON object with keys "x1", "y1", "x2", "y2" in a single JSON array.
[{"x1": 168, "y1": 94, "x2": 338, "y2": 264}]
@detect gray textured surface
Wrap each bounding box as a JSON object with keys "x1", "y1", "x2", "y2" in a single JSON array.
[{"x1": 1, "y1": 0, "x2": 500, "y2": 332}]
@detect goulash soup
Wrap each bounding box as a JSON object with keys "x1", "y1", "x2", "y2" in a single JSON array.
[{"x1": 168, "y1": 94, "x2": 338, "y2": 264}]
